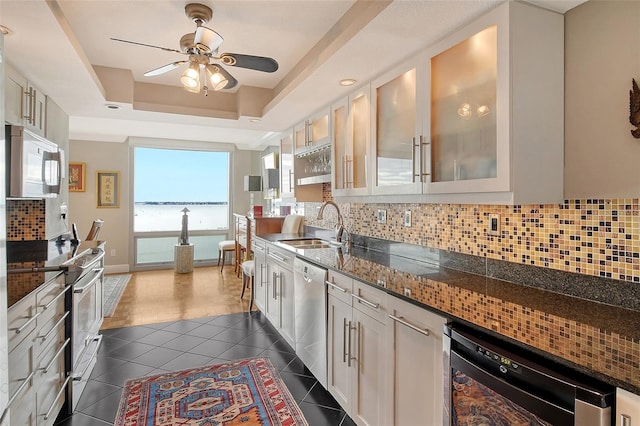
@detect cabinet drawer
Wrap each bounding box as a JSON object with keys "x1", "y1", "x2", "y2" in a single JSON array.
[
  {"x1": 36, "y1": 275, "x2": 69, "y2": 334},
  {"x1": 36, "y1": 350, "x2": 67, "y2": 426},
  {"x1": 35, "y1": 314, "x2": 67, "y2": 365},
  {"x1": 8, "y1": 336, "x2": 34, "y2": 398},
  {"x1": 327, "y1": 270, "x2": 352, "y2": 304},
  {"x1": 352, "y1": 280, "x2": 386, "y2": 322},
  {"x1": 267, "y1": 245, "x2": 294, "y2": 269},
  {"x1": 8, "y1": 292, "x2": 38, "y2": 352}
]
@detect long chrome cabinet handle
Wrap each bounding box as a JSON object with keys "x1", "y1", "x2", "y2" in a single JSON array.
[
  {"x1": 42, "y1": 338, "x2": 71, "y2": 374},
  {"x1": 11, "y1": 310, "x2": 41, "y2": 334},
  {"x1": 272, "y1": 272, "x2": 278, "y2": 300},
  {"x1": 411, "y1": 136, "x2": 419, "y2": 182},
  {"x1": 389, "y1": 314, "x2": 431, "y2": 337},
  {"x1": 4, "y1": 370, "x2": 35, "y2": 420},
  {"x1": 269, "y1": 252, "x2": 287, "y2": 262},
  {"x1": 40, "y1": 284, "x2": 73, "y2": 310},
  {"x1": 74, "y1": 268, "x2": 104, "y2": 293},
  {"x1": 326, "y1": 280, "x2": 347, "y2": 293},
  {"x1": 73, "y1": 335, "x2": 103, "y2": 380},
  {"x1": 44, "y1": 375, "x2": 72, "y2": 420},
  {"x1": 352, "y1": 293, "x2": 380, "y2": 310},
  {"x1": 342, "y1": 318, "x2": 348, "y2": 363},
  {"x1": 39, "y1": 311, "x2": 70, "y2": 342},
  {"x1": 347, "y1": 320, "x2": 353, "y2": 367},
  {"x1": 288, "y1": 169, "x2": 294, "y2": 192},
  {"x1": 419, "y1": 135, "x2": 431, "y2": 182}
]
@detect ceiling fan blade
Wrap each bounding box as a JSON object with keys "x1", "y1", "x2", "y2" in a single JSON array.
[
  {"x1": 110, "y1": 38, "x2": 184, "y2": 54},
  {"x1": 215, "y1": 65, "x2": 238, "y2": 89},
  {"x1": 144, "y1": 61, "x2": 188, "y2": 77},
  {"x1": 218, "y1": 53, "x2": 279, "y2": 73}
]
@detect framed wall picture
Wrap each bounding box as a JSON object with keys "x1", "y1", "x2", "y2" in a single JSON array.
[
  {"x1": 69, "y1": 162, "x2": 86, "y2": 192},
  {"x1": 97, "y1": 171, "x2": 120, "y2": 208}
]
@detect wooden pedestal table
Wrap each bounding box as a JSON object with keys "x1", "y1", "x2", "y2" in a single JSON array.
[{"x1": 175, "y1": 244, "x2": 194, "y2": 273}]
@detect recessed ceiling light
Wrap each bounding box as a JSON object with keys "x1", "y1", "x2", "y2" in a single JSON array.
[
  {"x1": 340, "y1": 79, "x2": 357, "y2": 87},
  {"x1": 249, "y1": 118, "x2": 261, "y2": 123},
  {"x1": 105, "y1": 104, "x2": 121, "y2": 110},
  {"x1": 0, "y1": 25, "x2": 12, "y2": 36}
]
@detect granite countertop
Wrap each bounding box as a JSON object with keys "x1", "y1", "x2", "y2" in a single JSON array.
[{"x1": 256, "y1": 232, "x2": 640, "y2": 395}]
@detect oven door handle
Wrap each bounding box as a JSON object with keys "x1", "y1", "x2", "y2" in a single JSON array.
[
  {"x1": 73, "y1": 268, "x2": 104, "y2": 294},
  {"x1": 73, "y1": 334, "x2": 103, "y2": 381}
]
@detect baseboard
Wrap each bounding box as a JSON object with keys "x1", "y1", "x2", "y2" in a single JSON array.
[{"x1": 105, "y1": 264, "x2": 130, "y2": 274}]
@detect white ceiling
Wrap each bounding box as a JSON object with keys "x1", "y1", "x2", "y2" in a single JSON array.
[{"x1": 0, "y1": 0, "x2": 585, "y2": 150}]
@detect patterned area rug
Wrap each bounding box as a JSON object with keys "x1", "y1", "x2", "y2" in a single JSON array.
[
  {"x1": 103, "y1": 274, "x2": 132, "y2": 317},
  {"x1": 115, "y1": 357, "x2": 309, "y2": 426}
]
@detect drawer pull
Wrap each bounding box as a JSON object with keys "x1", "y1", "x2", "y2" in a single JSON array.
[
  {"x1": 39, "y1": 311, "x2": 70, "y2": 342},
  {"x1": 326, "y1": 281, "x2": 347, "y2": 293},
  {"x1": 42, "y1": 338, "x2": 71, "y2": 374},
  {"x1": 11, "y1": 311, "x2": 41, "y2": 334},
  {"x1": 73, "y1": 334, "x2": 103, "y2": 380},
  {"x1": 351, "y1": 293, "x2": 379, "y2": 310},
  {"x1": 40, "y1": 284, "x2": 73, "y2": 310},
  {"x1": 7, "y1": 371, "x2": 35, "y2": 411},
  {"x1": 269, "y1": 252, "x2": 287, "y2": 262},
  {"x1": 389, "y1": 314, "x2": 431, "y2": 337},
  {"x1": 44, "y1": 374, "x2": 72, "y2": 420},
  {"x1": 74, "y1": 268, "x2": 104, "y2": 294}
]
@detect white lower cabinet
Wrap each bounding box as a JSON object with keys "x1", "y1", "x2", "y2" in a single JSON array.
[
  {"x1": 326, "y1": 271, "x2": 387, "y2": 426},
  {"x1": 252, "y1": 238, "x2": 267, "y2": 312},
  {"x1": 617, "y1": 388, "x2": 640, "y2": 426},
  {"x1": 265, "y1": 244, "x2": 296, "y2": 348},
  {"x1": 385, "y1": 295, "x2": 446, "y2": 426}
]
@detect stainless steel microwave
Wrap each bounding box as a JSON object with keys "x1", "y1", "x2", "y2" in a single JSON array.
[{"x1": 6, "y1": 125, "x2": 63, "y2": 198}]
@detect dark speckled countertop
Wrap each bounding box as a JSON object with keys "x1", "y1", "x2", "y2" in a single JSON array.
[{"x1": 256, "y1": 231, "x2": 640, "y2": 395}]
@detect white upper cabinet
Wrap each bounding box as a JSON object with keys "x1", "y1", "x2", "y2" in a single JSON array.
[
  {"x1": 5, "y1": 64, "x2": 46, "y2": 137},
  {"x1": 294, "y1": 107, "x2": 331, "y2": 155},
  {"x1": 332, "y1": 84, "x2": 371, "y2": 197},
  {"x1": 279, "y1": 129, "x2": 295, "y2": 199},
  {"x1": 370, "y1": 59, "x2": 425, "y2": 196},
  {"x1": 423, "y1": 1, "x2": 564, "y2": 204}
]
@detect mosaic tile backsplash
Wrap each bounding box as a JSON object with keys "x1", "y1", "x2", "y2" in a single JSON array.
[{"x1": 305, "y1": 199, "x2": 640, "y2": 284}]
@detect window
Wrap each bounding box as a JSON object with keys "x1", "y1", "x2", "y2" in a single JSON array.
[{"x1": 133, "y1": 146, "x2": 231, "y2": 267}]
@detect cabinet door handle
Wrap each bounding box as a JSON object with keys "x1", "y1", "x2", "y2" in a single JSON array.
[
  {"x1": 11, "y1": 310, "x2": 41, "y2": 334},
  {"x1": 272, "y1": 272, "x2": 278, "y2": 300},
  {"x1": 326, "y1": 280, "x2": 347, "y2": 293},
  {"x1": 40, "y1": 284, "x2": 72, "y2": 310},
  {"x1": 42, "y1": 338, "x2": 70, "y2": 374},
  {"x1": 412, "y1": 136, "x2": 419, "y2": 182},
  {"x1": 44, "y1": 375, "x2": 72, "y2": 420},
  {"x1": 342, "y1": 317, "x2": 348, "y2": 363},
  {"x1": 39, "y1": 311, "x2": 70, "y2": 342},
  {"x1": 260, "y1": 264, "x2": 266, "y2": 287},
  {"x1": 288, "y1": 169, "x2": 294, "y2": 192},
  {"x1": 23, "y1": 87, "x2": 34, "y2": 123},
  {"x1": 347, "y1": 320, "x2": 353, "y2": 367},
  {"x1": 389, "y1": 314, "x2": 431, "y2": 337},
  {"x1": 419, "y1": 135, "x2": 431, "y2": 182},
  {"x1": 31, "y1": 88, "x2": 37, "y2": 126},
  {"x1": 352, "y1": 293, "x2": 380, "y2": 310}
]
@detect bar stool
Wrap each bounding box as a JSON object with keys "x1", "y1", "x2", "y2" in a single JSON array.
[
  {"x1": 218, "y1": 240, "x2": 236, "y2": 272},
  {"x1": 240, "y1": 260, "x2": 255, "y2": 310}
]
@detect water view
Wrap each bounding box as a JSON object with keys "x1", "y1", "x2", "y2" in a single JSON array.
[{"x1": 134, "y1": 202, "x2": 229, "y2": 232}]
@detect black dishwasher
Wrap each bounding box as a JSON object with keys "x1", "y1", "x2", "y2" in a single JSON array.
[{"x1": 444, "y1": 323, "x2": 615, "y2": 426}]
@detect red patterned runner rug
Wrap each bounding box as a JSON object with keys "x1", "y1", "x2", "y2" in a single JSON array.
[{"x1": 114, "y1": 357, "x2": 309, "y2": 426}]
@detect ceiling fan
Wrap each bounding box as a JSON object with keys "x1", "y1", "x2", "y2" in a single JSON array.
[{"x1": 111, "y1": 3, "x2": 278, "y2": 95}]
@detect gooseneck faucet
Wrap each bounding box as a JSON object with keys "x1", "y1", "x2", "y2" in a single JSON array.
[{"x1": 317, "y1": 201, "x2": 346, "y2": 244}]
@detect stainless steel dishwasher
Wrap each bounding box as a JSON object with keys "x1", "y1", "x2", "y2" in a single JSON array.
[{"x1": 293, "y1": 257, "x2": 328, "y2": 389}]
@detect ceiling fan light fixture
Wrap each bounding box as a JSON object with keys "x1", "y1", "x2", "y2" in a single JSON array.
[
  {"x1": 194, "y1": 26, "x2": 224, "y2": 53},
  {"x1": 206, "y1": 65, "x2": 228, "y2": 91},
  {"x1": 181, "y1": 62, "x2": 201, "y2": 91}
]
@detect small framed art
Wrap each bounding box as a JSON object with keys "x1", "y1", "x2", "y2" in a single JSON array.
[
  {"x1": 69, "y1": 162, "x2": 86, "y2": 192},
  {"x1": 97, "y1": 171, "x2": 120, "y2": 208}
]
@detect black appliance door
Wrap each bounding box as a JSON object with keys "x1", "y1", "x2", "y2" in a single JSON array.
[{"x1": 450, "y1": 352, "x2": 573, "y2": 425}]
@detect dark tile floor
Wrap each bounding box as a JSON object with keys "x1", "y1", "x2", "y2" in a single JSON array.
[{"x1": 54, "y1": 311, "x2": 355, "y2": 426}]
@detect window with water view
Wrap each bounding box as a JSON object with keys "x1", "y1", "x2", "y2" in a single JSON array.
[{"x1": 134, "y1": 147, "x2": 231, "y2": 266}]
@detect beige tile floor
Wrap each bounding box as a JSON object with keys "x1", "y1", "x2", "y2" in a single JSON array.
[{"x1": 101, "y1": 265, "x2": 251, "y2": 330}]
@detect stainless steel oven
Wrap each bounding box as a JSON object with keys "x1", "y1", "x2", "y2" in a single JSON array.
[
  {"x1": 444, "y1": 323, "x2": 615, "y2": 426},
  {"x1": 65, "y1": 245, "x2": 105, "y2": 410}
]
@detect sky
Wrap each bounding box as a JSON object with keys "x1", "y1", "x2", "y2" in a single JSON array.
[{"x1": 134, "y1": 147, "x2": 229, "y2": 203}]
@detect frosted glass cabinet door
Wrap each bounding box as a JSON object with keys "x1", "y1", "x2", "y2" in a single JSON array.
[
  {"x1": 431, "y1": 25, "x2": 497, "y2": 183},
  {"x1": 332, "y1": 99, "x2": 348, "y2": 192},
  {"x1": 372, "y1": 65, "x2": 422, "y2": 194},
  {"x1": 350, "y1": 89, "x2": 369, "y2": 192}
]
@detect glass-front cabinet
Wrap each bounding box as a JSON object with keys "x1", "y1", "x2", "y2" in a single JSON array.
[
  {"x1": 371, "y1": 60, "x2": 425, "y2": 195},
  {"x1": 423, "y1": 1, "x2": 563, "y2": 203},
  {"x1": 332, "y1": 84, "x2": 370, "y2": 197},
  {"x1": 279, "y1": 130, "x2": 295, "y2": 199},
  {"x1": 294, "y1": 108, "x2": 330, "y2": 154}
]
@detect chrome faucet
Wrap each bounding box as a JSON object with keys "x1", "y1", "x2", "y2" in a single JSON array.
[{"x1": 317, "y1": 201, "x2": 346, "y2": 244}]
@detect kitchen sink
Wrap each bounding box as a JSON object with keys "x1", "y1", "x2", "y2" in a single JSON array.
[{"x1": 278, "y1": 238, "x2": 334, "y2": 249}]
